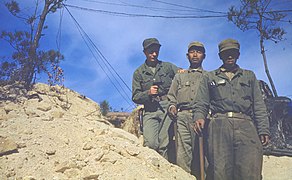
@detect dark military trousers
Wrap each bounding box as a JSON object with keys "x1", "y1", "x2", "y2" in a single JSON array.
[
  {"x1": 176, "y1": 111, "x2": 200, "y2": 176},
  {"x1": 206, "y1": 116, "x2": 263, "y2": 180},
  {"x1": 143, "y1": 100, "x2": 173, "y2": 161}
]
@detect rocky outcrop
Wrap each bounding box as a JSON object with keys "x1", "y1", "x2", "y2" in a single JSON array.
[
  {"x1": 0, "y1": 136, "x2": 18, "y2": 156},
  {"x1": 0, "y1": 83, "x2": 194, "y2": 180},
  {"x1": 106, "y1": 112, "x2": 131, "y2": 128}
]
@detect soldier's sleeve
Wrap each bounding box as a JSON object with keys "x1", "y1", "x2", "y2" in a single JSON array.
[
  {"x1": 167, "y1": 74, "x2": 179, "y2": 107},
  {"x1": 193, "y1": 73, "x2": 210, "y2": 121},
  {"x1": 251, "y1": 71, "x2": 270, "y2": 135},
  {"x1": 170, "y1": 63, "x2": 180, "y2": 74},
  {"x1": 132, "y1": 70, "x2": 151, "y2": 104}
]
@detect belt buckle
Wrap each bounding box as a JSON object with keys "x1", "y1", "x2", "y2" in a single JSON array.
[{"x1": 227, "y1": 112, "x2": 233, "y2": 118}]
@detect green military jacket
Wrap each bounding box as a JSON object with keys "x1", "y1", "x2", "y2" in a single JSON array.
[
  {"x1": 132, "y1": 60, "x2": 178, "y2": 111},
  {"x1": 168, "y1": 67, "x2": 206, "y2": 111},
  {"x1": 193, "y1": 66, "x2": 270, "y2": 135}
]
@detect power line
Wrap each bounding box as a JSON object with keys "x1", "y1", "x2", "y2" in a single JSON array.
[
  {"x1": 267, "y1": 9, "x2": 292, "y2": 15},
  {"x1": 79, "y1": 0, "x2": 223, "y2": 16},
  {"x1": 56, "y1": 6, "x2": 64, "y2": 51},
  {"x1": 92, "y1": 43, "x2": 132, "y2": 93},
  {"x1": 63, "y1": 4, "x2": 135, "y2": 110},
  {"x1": 83, "y1": 0, "x2": 193, "y2": 12},
  {"x1": 150, "y1": 0, "x2": 226, "y2": 14},
  {"x1": 64, "y1": 4, "x2": 227, "y2": 19},
  {"x1": 72, "y1": 19, "x2": 134, "y2": 109},
  {"x1": 84, "y1": 34, "x2": 133, "y2": 103},
  {"x1": 119, "y1": 0, "x2": 203, "y2": 14}
]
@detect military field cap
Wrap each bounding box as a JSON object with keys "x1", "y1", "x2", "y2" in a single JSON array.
[
  {"x1": 143, "y1": 38, "x2": 161, "y2": 50},
  {"x1": 188, "y1": 41, "x2": 205, "y2": 53},
  {"x1": 218, "y1": 38, "x2": 240, "y2": 53}
]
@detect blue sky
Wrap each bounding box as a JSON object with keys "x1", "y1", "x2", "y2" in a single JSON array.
[{"x1": 1, "y1": 0, "x2": 292, "y2": 112}]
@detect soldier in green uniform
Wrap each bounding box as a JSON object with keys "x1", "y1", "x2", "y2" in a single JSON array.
[
  {"x1": 167, "y1": 41, "x2": 207, "y2": 177},
  {"x1": 132, "y1": 38, "x2": 179, "y2": 161},
  {"x1": 193, "y1": 38, "x2": 270, "y2": 180}
]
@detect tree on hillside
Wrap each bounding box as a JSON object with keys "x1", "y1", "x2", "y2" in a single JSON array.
[
  {"x1": 100, "y1": 100, "x2": 110, "y2": 116},
  {"x1": 228, "y1": 0, "x2": 288, "y2": 97},
  {"x1": 0, "y1": 0, "x2": 64, "y2": 88}
]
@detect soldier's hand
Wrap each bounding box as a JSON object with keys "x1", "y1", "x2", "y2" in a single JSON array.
[
  {"x1": 260, "y1": 134, "x2": 270, "y2": 146},
  {"x1": 148, "y1": 85, "x2": 158, "y2": 95},
  {"x1": 168, "y1": 105, "x2": 177, "y2": 120},
  {"x1": 177, "y1": 68, "x2": 186, "y2": 73},
  {"x1": 193, "y1": 119, "x2": 205, "y2": 135}
]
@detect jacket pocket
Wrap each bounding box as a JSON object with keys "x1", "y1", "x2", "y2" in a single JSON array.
[
  {"x1": 209, "y1": 80, "x2": 226, "y2": 100},
  {"x1": 177, "y1": 81, "x2": 191, "y2": 103},
  {"x1": 238, "y1": 79, "x2": 252, "y2": 107}
]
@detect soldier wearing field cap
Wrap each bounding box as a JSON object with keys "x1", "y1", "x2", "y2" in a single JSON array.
[
  {"x1": 167, "y1": 41, "x2": 207, "y2": 177},
  {"x1": 132, "y1": 38, "x2": 179, "y2": 161},
  {"x1": 193, "y1": 38, "x2": 270, "y2": 180}
]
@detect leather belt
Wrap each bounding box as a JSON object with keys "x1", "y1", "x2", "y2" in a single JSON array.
[
  {"x1": 212, "y1": 112, "x2": 251, "y2": 120},
  {"x1": 178, "y1": 109, "x2": 194, "y2": 113},
  {"x1": 178, "y1": 107, "x2": 194, "y2": 113}
]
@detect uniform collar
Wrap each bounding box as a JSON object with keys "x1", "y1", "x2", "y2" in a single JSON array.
[
  {"x1": 219, "y1": 64, "x2": 239, "y2": 73},
  {"x1": 142, "y1": 60, "x2": 162, "y2": 75},
  {"x1": 145, "y1": 60, "x2": 161, "y2": 67},
  {"x1": 188, "y1": 67, "x2": 203, "y2": 73},
  {"x1": 215, "y1": 65, "x2": 243, "y2": 77}
]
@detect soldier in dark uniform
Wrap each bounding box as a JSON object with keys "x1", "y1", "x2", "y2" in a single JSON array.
[
  {"x1": 132, "y1": 38, "x2": 179, "y2": 161},
  {"x1": 167, "y1": 41, "x2": 207, "y2": 177},
  {"x1": 193, "y1": 38, "x2": 270, "y2": 180}
]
